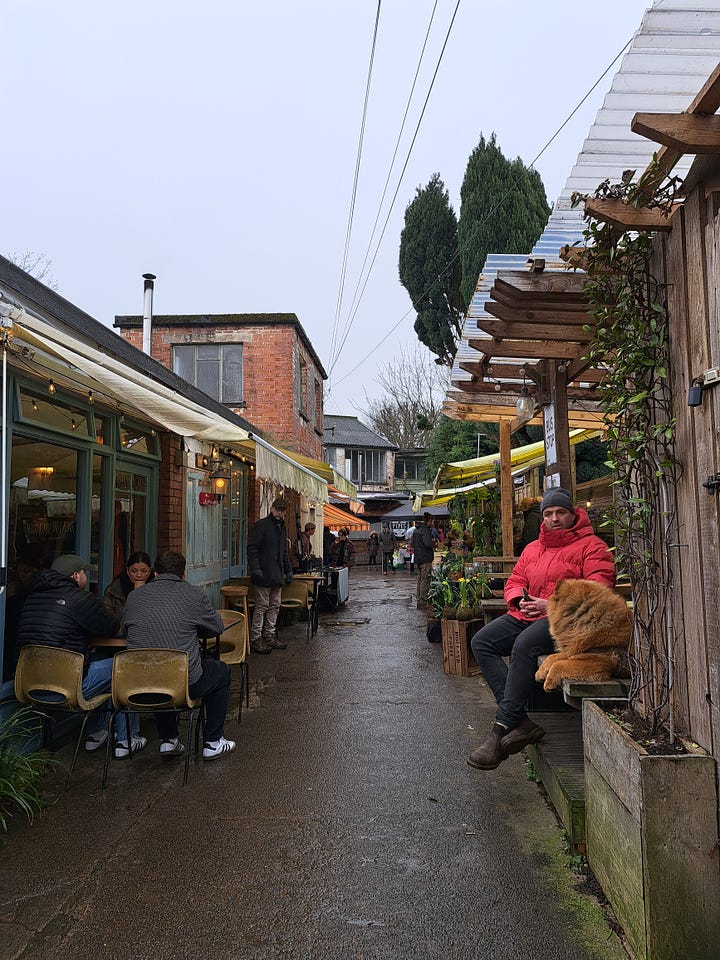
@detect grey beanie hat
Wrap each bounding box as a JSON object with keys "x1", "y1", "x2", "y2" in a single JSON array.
[{"x1": 540, "y1": 488, "x2": 575, "y2": 514}]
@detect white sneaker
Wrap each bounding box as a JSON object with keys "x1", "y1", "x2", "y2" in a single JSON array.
[
  {"x1": 85, "y1": 730, "x2": 108, "y2": 752},
  {"x1": 159, "y1": 738, "x2": 185, "y2": 757},
  {"x1": 114, "y1": 734, "x2": 148, "y2": 759},
  {"x1": 202, "y1": 736, "x2": 236, "y2": 760}
]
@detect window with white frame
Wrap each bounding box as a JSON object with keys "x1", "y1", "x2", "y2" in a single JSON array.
[{"x1": 348, "y1": 449, "x2": 386, "y2": 484}]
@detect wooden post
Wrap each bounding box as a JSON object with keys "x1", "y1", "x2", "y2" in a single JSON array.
[
  {"x1": 499, "y1": 417, "x2": 514, "y2": 556},
  {"x1": 544, "y1": 361, "x2": 573, "y2": 491}
]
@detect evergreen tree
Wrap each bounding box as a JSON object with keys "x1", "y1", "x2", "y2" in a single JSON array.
[
  {"x1": 398, "y1": 173, "x2": 463, "y2": 365},
  {"x1": 458, "y1": 134, "x2": 550, "y2": 309}
]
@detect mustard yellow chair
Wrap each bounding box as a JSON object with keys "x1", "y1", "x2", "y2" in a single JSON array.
[
  {"x1": 207, "y1": 610, "x2": 250, "y2": 723},
  {"x1": 14, "y1": 644, "x2": 109, "y2": 787},
  {"x1": 101, "y1": 649, "x2": 201, "y2": 789},
  {"x1": 280, "y1": 579, "x2": 312, "y2": 642}
]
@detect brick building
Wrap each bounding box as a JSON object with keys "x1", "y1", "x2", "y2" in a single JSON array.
[{"x1": 114, "y1": 313, "x2": 326, "y2": 460}]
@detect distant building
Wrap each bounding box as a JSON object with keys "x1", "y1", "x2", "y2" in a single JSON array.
[
  {"x1": 394, "y1": 447, "x2": 427, "y2": 493},
  {"x1": 323, "y1": 415, "x2": 397, "y2": 492}
]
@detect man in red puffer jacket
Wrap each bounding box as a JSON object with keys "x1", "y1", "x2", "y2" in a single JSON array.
[{"x1": 467, "y1": 488, "x2": 615, "y2": 771}]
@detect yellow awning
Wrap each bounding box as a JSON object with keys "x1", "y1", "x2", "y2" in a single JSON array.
[
  {"x1": 278, "y1": 448, "x2": 357, "y2": 499},
  {"x1": 416, "y1": 429, "x2": 603, "y2": 508}
]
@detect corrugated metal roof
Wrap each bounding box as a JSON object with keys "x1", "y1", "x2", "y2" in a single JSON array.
[
  {"x1": 451, "y1": 0, "x2": 720, "y2": 392},
  {"x1": 323, "y1": 415, "x2": 397, "y2": 450}
]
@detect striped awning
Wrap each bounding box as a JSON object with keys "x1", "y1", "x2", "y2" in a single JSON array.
[{"x1": 323, "y1": 503, "x2": 369, "y2": 531}]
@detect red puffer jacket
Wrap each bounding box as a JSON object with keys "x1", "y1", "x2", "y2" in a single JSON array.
[{"x1": 504, "y1": 507, "x2": 615, "y2": 622}]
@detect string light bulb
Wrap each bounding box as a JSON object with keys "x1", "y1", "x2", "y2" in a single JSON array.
[
  {"x1": 31, "y1": 398, "x2": 38, "y2": 412},
  {"x1": 87, "y1": 390, "x2": 94, "y2": 405},
  {"x1": 48, "y1": 380, "x2": 56, "y2": 396}
]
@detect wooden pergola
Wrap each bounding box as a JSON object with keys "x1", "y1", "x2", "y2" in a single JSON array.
[{"x1": 445, "y1": 61, "x2": 720, "y2": 555}]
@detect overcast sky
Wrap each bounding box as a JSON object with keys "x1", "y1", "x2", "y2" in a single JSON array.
[{"x1": 3, "y1": 0, "x2": 650, "y2": 416}]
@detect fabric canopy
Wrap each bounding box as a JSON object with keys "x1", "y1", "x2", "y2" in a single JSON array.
[
  {"x1": 323, "y1": 503, "x2": 369, "y2": 531},
  {"x1": 278, "y1": 448, "x2": 356, "y2": 499}
]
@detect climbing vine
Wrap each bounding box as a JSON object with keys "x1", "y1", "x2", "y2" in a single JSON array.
[{"x1": 572, "y1": 161, "x2": 683, "y2": 735}]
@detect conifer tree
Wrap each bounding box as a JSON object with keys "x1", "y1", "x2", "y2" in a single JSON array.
[
  {"x1": 458, "y1": 134, "x2": 550, "y2": 308},
  {"x1": 398, "y1": 173, "x2": 463, "y2": 365}
]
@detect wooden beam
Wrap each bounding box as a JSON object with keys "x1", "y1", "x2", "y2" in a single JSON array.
[
  {"x1": 500, "y1": 419, "x2": 514, "y2": 557},
  {"x1": 459, "y1": 360, "x2": 542, "y2": 383},
  {"x1": 631, "y1": 113, "x2": 720, "y2": 154},
  {"x1": 484, "y1": 298, "x2": 593, "y2": 326},
  {"x1": 584, "y1": 197, "x2": 681, "y2": 232},
  {"x1": 468, "y1": 337, "x2": 585, "y2": 360},
  {"x1": 493, "y1": 272, "x2": 588, "y2": 301},
  {"x1": 451, "y1": 379, "x2": 601, "y2": 401},
  {"x1": 488, "y1": 284, "x2": 590, "y2": 315},
  {"x1": 442, "y1": 402, "x2": 602, "y2": 430},
  {"x1": 478, "y1": 317, "x2": 594, "y2": 343}
]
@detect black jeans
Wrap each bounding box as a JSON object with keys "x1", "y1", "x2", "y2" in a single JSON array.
[
  {"x1": 156, "y1": 658, "x2": 231, "y2": 744},
  {"x1": 470, "y1": 614, "x2": 554, "y2": 729}
]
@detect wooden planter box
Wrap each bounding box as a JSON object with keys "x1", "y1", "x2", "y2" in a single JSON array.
[
  {"x1": 440, "y1": 619, "x2": 482, "y2": 677},
  {"x1": 583, "y1": 700, "x2": 720, "y2": 960}
]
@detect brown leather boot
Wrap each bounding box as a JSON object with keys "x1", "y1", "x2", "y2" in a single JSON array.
[
  {"x1": 466, "y1": 723, "x2": 509, "y2": 770},
  {"x1": 500, "y1": 717, "x2": 545, "y2": 755}
]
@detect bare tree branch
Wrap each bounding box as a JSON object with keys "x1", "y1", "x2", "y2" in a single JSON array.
[{"x1": 6, "y1": 250, "x2": 59, "y2": 290}]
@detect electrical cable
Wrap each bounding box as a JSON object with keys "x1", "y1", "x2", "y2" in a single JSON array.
[
  {"x1": 328, "y1": 0, "x2": 463, "y2": 380},
  {"x1": 328, "y1": 0, "x2": 441, "y2": 373},
  {"x1": 328, "y1": 1, "x2": 382, "y2": 373},
  {"x1": 327, "y1": 33, "x2": 634, "y2": 395}
]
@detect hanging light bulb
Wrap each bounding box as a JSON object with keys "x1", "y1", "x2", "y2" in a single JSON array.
[
  {"x1": 71, "y1": 418, "x2": 77, "y2": 431},
  {"x1": 48, "y1": 380, "x2": 56, "y2": 396},
  {"x1": 515, "y1": 385, "x2": 534, "y2": 423},
  {"x1": 31, "y1": 398, "x2": 39, "y2": 412},
  {"x1": 87, "y1": 390, "x2": 94, "y2": 405}
]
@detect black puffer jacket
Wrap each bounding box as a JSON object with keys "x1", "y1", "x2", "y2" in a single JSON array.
[
  {"x1": 18, "y1": 569, "x2": 120, "y2": 654},
  {"x1": 247, "y1": 514, "x2": 293, "y2": 587}
]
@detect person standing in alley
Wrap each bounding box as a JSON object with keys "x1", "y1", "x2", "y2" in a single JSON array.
[
  {"x1": 413, "y1": 513, "x2": 435, "y2": 609},
  {"x1": 247, "y1": 497, "x2": 293, "y2": 654},
  {"x1": 379, "y1": 523, "x2": 397, "y2": 575}
]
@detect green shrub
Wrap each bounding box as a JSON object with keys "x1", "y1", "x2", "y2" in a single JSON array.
[{"x1": 0, "y1": 707, "x2": 61, "y2": 831}]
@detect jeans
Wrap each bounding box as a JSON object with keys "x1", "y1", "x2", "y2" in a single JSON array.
[
  {"x1": 82, "y1": 655, "x2": 138, "y2": 742},
  {"x1": 470, "y1": 614, "x2": 555, "y2": 729},
  {"x1": 416, "y1": 562, "x2": 432, "y2": 606},
  {"x1": 250, "y1": 584, "x2": 282, "y2": 643},
  {"x1": 382, "y1": 551, "x2": 394, "y2": 572},
  {"x1": 156, "y1": 658, "x2": 231, "y2": 744}
]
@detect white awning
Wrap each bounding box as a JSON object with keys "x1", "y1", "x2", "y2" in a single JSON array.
[{"x1": 251, "y1": 435, "x2": 328, "y2": 503}]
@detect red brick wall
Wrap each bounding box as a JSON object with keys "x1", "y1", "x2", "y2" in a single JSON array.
[
  {"x1": 158, "y1": 433, "x2": 184, "y2": 554},
  {"x1": 121, "y1": 322, "x2": 323, "y2": 460}
]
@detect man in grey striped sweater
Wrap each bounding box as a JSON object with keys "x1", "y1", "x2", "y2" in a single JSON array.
[{"x1": 122, "y1": 551, "x2": 235, "y2": 760}]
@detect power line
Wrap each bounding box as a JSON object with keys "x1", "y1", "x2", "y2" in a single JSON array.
[
  {"x1": 328, "y1": 0, "x2": 441, "y2": 373},
  {"x1": 328, "y1": 1, "x2": 382, "y2": 373},
  {"x1": 328, "y1": 0, "x2": 463, "y2": 380},
  {"x1": 328, "y1": 34, "x2": 634, "y2": 396}
]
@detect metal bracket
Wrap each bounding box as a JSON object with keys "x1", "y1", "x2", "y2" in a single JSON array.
[{"x1": 703, "y1": 473, "x2": 720, "y2": 493}]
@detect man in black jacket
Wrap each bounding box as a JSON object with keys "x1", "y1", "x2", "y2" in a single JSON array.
[
  {"x1": 247, "y1": 498, "x2": 293, "y2": 654},
  {"x1": 17, "y1": 554, "x2": 143, "y2": 757}
]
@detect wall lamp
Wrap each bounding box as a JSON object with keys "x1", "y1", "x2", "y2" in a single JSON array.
[
  {"x1": 688, "y1": 367, "x2": 720, "y2": 406},
  {"x1": 209, "y1": 463, "x2": 230, "y2": 496}
]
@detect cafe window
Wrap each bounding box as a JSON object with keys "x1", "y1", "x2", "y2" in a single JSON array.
[
  {"x1": 120, "y1": 422, "x2": 158, "y2": 456},
  {"x1": 19, "y1": 389, "x2": 91, "y2": 438},
  {"x1": 395, "y1": 458, "x2": 421, "y2": 481},
  {"x1": 173, "y1": 343, "x2": 243, "y2": 404}
]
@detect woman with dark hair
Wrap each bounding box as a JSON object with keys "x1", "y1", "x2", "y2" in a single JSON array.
[{"x1": 103, "y1": 550, "x2": 155, "y2": 622}]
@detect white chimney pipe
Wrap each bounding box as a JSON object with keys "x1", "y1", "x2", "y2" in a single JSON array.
[{"x1": 142, "y1": 273, "x2": 156, "y2": 356}]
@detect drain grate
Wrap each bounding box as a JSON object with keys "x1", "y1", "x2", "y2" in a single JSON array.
[{"x1": 322, "y1": 618, "x2": 371, "y2": 626}]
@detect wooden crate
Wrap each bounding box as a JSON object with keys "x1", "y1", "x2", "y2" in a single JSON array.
[{"x1": 441, "y1": 618, "x2": 482, "y2": 676}]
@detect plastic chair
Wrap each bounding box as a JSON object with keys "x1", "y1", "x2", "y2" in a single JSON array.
[
  {"x1": 280, "y1": 580, "x2": 312, "y2": 642},
  {"x1": 14, "y1": 644, "x2": 109, "y2": 787},
  {"x1": 101, "y1": 649, "x2": 201, "y2": 789},
  {"x1": 206, "y1": 610, "x2": 250, "y2": 723}
]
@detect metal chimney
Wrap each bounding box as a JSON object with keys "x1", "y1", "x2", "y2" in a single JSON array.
[{"x1": 142, "y1": 273, "x2": 156, "y2": 356}]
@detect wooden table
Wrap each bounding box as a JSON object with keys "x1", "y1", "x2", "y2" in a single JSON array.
[{"x1": 220, "y1": 584, "x2": 250, "y2": 624}]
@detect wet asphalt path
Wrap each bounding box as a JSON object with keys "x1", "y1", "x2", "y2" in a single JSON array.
[{"x1": 0, "y1": 569, "x2": 625, "y2": 960}]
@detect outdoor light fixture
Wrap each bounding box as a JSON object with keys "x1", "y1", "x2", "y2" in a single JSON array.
[
  {"x1": 47, "y1": 379, "x2": 56, "y2": 396},
  {"x1": 87, "y1": 390, "x2": 94, "y2": 405},
  {"x1": 210, "y1": 463, "x2": 230, "y2": 497},
  {"x1": 515, "y1": 385, "x2": 534, "y2": 423}
]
